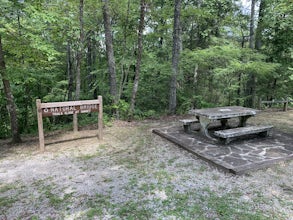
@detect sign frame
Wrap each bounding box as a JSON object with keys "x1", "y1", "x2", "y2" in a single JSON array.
[{"x1": 36, "y1": 96, "x2": 103, "y2": 151}]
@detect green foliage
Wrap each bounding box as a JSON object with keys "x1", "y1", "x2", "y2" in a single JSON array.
[
  {"x1": 178, "y1": 44, "x2": 284, "y2": 110},
  {"x1": 0, "y1": 0, "x2": 292, "y2": 139}
]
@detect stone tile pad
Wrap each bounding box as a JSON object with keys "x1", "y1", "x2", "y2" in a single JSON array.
[{"x1": 153, "y1": 126, "x2": 293, "y2": 175}]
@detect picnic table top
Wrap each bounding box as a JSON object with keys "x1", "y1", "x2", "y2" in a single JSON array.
[{"x1": 189, "y1": 106, "x2": 259, "y2": 120}]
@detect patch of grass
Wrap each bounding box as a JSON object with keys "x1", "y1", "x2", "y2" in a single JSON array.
[
  {"x1": 86, "y1": 207, "x2": 103, "y2": 218},
  {"x1": 204, "y1": 189, "x2": 273, "y2": 220},
  {"x1": 81, "y1": 185, "x2": 284, "y2": 219},
  {"x1": 153, "y1": 187, "x2": 276, "y2": 219},
  {"x1": 167, "y1": 156, "x2": 179, "y2": 165},
  {"x1": 0, "y1": 184, "x2": 18, "y2": 211},
  {"x1": 160, "y1": 191, "x2": 205, "y2": 219},
  {"x1": 99, "y1": 143, "x2": 109, "y2": 150},
  {"x1": 154, "y1": 170, "x2": 173, "y2": 182},
  {"x1": 0, "y1": 184, "x2": 15, "y2": 193},
  {"x1": 44, "y1": 187, "x2": 68, "y2": 207},
  {"x1": 174, "y1": 161, "x2": 194, "y2": 168},
  {"x1": 198, "y1": 164, "x2": 208, "y2": 172},
  {"x1": 77, "y1": 153, "x2": 100, "y2": 160},
  {"x1": 86, "y1": 194, "x2": 113, "y2": 218},
  {"x1": 158, "y1": 162, "x2": 166, "y2": 169},
  {"x1": 0, "y1": 196, "x2": 16, "y2": 208},
  {"x1": 138, "y1": 183, "x2": 156, "y2": 193},
  {"x1": 116, "y1": 201, "x2": 151, "y2": 220},
  {"x1": 118, "y1": 156, "x2": 141, "y2": 169},
  {"x1": 76, "y1": 144, "x2": 111, "y2": 161},
  {"x1": 33, "y1": 179, "x2": 72, "y2": 209}
]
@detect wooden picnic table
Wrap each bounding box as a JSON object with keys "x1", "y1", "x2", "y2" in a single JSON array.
[{"x1": 189, "y1": 106, "x2": 258, "y2": 140}]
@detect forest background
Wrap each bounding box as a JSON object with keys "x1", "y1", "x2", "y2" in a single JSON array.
[{"x1": 0, "y1": 0, "x2": 292, "y2": 142}]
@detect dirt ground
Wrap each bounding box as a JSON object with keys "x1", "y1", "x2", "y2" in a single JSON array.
[{"x1": 0, "y1": 109, "x2": 292, "y2": 219}]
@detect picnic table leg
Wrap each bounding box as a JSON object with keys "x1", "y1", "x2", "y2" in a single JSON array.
[
  {"x1": 198, "y1": 116, "x2": 216, "y2": 141},
  {"x1": 238, "y1": 115, "x2": 252, "y2": 127},
  {"x1": 220, "y1": 119, "x2": 228, "y2": 129}
]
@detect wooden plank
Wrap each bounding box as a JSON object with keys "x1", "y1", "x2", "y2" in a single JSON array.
[
  {"x1": 41, "y1": 103, "x2": 100, "y2": 117},
  {"x1": 98, "y1": 95, "x2": 103, "y2": 140},
  {"x1": 36, "y1": 99, "x2": 45, "y2": 151},
  {"x1": 73, "y1": 113, "x2": 78, "y2": 133},
  {"x1": 40, "y1": 99, "x2": 100, "y2": 108}
]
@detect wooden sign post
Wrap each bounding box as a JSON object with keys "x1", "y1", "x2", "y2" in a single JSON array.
[{"x1": 36, "y1": 96, "x2": 103, "y2": 151}]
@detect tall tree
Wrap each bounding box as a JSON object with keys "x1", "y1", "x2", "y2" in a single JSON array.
[
  {"x1": 129, "y1": 0, "x2": 146, "y2": 119},
  {"x1": 73, "y1": 0, "x2": 84, "y2": 132},
  {"x1": 255, "y1": 0, "x2": 266, "y2": 50},
  {"x1": 0, "y1": 35, "x2": 21, "y2": 143},
  {"x1": 169, "y1": 0, "x2": 181, "y2": 114},
  {"x1": 102, "y1": 0, "x2": 118, "y2": 106},
  {"x1": 249, "y1": 0, "x2": 256, "y2": 49},
  {"x1": 245, "y1": 0, "x2": 257, "y2": 107},
  {"x1": 76, "y1": 0, "x2": 84, "y2": 101},
  {"x1": 67, "y1": 41, "x2": 74, "y2": 101}
]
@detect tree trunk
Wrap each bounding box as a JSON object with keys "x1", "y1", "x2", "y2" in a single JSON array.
[
  {"x1": 102, "y1": 0, "x2": 118, "y2": 106},
  {"x1": 0, "y1": 35, "x2": 21, "y2": 143},
  {"x1": 74, "y1": 0, "x2": 84, "y2": 132},
  {"x1": 86, "y1": 30, "x2": 97, "y2": 96},
  {"x1": 245, "y1": 0, "x2": 257, "y2": 107},
  {"x1": 118, "y1": 0, "x2": 131, "y2": 100},
  {"x1": 76, "y1": 0, "x2": 84, "y2": 101},
  {"x1": 129, "y1": 0, "x2": 146, "y2": 119},
  {"x1": 169, "y1": 0, "x2": 182, "y2": 114},
  {"x1": 67, "y1": 41, "x2": 74, "y2": 101},
  {"x1": 249, "y1": 0, "x2": 256, "y2": 49},
  {"x1": 255, "y1": 0, "x2": 266, "y2": 50}
]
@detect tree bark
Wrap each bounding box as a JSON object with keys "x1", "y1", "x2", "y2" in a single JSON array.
[
  {"x1": 67, "y1": 41, "x2": 74, "y2": 101},
  {"x1": 76, "y1": 0, "x2": 84, "y2": 101},
  {"x1": 118, "y1": 0, "x2": 131, "y2": 100},
  {"x1": 102, "y1": 0, "x2": 118, "y2": 105},
  {"x1": 249, "y1": 0, "x2": 256, "y2": 49},
  {"x1": 74, "y1": 0, "x2": 84, "y2": 132},
  {"x1": 0, "y1": 35, "x2": 21, "y2": 143},
  {"x1": 169, "y1": 0, "x2": 181, "y2": 114},
  {"x1": 245, "y1": 0, "x2": 257, "y2": 107},
  {"x1": 129, "y1": 0, "x2": 146, "y2": 119},
  {"x1": 255, "y1": 0, "x2": 266, "y2": 50}
]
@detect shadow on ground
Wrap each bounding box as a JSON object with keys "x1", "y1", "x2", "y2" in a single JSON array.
[{"x1": 153, "y1": 124, "x2": 293, "y2": 175}]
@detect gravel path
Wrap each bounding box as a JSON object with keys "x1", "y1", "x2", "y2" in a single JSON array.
[{"x1": 0, "y1": 117, "x2": 292, "y2": 219}]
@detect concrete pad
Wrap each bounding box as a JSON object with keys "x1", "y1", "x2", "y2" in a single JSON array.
[{"x1": 153, "y1": 125, "x2": 293, "y2": 175}]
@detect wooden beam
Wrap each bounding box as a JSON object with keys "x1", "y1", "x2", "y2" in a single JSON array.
[
  {"x1": 36, "y1": 99, "x2": 45, "y2": 151},
  {"x1": 98, "y1": 96, "x2": 103, "y2": 140}
]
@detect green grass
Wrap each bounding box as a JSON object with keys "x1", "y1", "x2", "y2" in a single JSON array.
[
  {"x1": 116, "y1": 201, "x2": 151, "y2": 219},
  {"x1": 80, "y1": 180, "x2": 277, "y2": 220},
  {"x1": 86, "y1": 194, "x2": 113, "y2": 218},
  {"x1": 33, "y1": 179, "x2": 72, "y2": 209},
  {"x1": 0, "y1": 184, "x2": 15, "y2": 193},
  {"x1": 0, "y1": 196, "x2": 16, "y2": 208},
  {"x1": 2, "y1": 177, "x2": 286, "y2": 219},
  {"x1": 0, "y1": 184, "x2": 18, "y2": 211}
]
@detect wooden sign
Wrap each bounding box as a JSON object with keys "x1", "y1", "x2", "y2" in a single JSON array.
[
  {"x1": 41, "y1": 101, "x2": 100, "y2": 117},
  {"x1": 36, "y1": 96, "x2": 103, "y2": 151}
]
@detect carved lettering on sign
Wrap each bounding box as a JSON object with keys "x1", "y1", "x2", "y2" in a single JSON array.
[{"x1": 42, "y1": 104, "x2": 99, "y2": 117}]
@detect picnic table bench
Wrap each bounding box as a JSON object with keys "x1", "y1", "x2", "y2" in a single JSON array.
[
  {"x1": 214, "y1": 125, "x2": 273, "y2": 144},
  {"x1": 179, "y1": 119, "x2": 199, "y2": 133}
]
